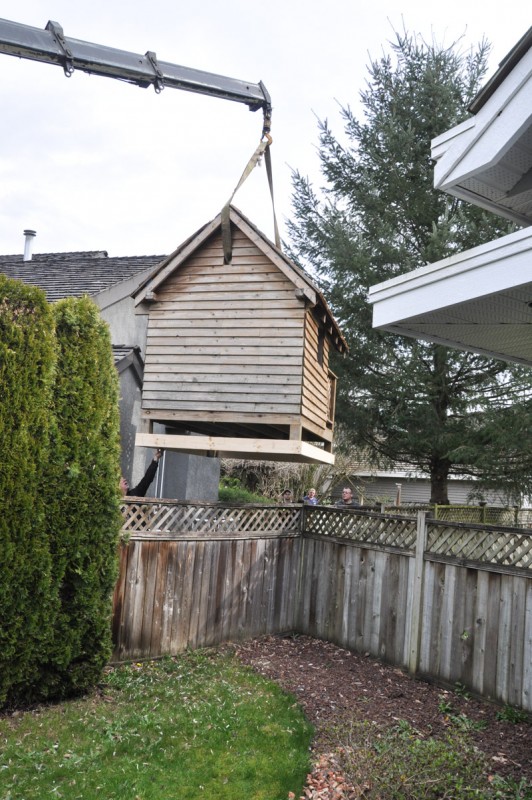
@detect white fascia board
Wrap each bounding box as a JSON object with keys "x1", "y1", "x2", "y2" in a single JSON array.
[
  {"x1": 432, "y1": 48, "x2": 532, "y2": 191},
  {"x1": 431, "y1": 118, "x2": 475, "y2": 164},
  {"x1": 435, "y1": 184, "x2": 532, "y2": 227},
  {"x1": 369, "y1": 226, "x2": 532, "y2": 327}
]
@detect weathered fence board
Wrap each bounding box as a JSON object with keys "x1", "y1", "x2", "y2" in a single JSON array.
[
  {"x1": 296, "y1": 537, "x2": 415, "y2": 667},
  {"x1": 112, "y1": 528, "x2": 301, "y2": 661},
  {"x1": 113, "y1": 501, "x2": 532, "y2": 710}
]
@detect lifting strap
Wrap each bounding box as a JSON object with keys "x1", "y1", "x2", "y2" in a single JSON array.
[{"x1": 222, "y1": 132, "x2": 280, "y2": 264}]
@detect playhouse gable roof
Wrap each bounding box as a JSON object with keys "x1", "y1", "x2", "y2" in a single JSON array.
[{"x1": 134, "y1": 205, "x2": 347, "y2": 353}]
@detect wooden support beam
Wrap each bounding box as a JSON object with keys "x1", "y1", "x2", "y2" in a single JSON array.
[
  {"x1": 136, "y1": 433, "x2": 335, "y2": 465},
  {"x1": 289, "y1": 424, "x2": 303, "y2": 441}
]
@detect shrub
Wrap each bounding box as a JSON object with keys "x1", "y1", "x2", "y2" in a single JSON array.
[
  {"x1": 219, "y1": 476, "x2": 273, "y2": 504},
  {"x1": 36, "y1": 297, "x2": 122, "y2": 699},
  {"x1": 0, "y1": 277, "x2": 56, "y2": 705}
]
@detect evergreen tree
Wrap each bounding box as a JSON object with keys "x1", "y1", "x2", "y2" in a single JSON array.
[
  {"x1": 287, "y1": 31, "x2": 532, "y2": 504},
  {"x1": 39, "y1": 297, "x2": 122, "y2": 698},
  {"x1": 0, "y1": 277, "x2": 56, "y2": 705}
]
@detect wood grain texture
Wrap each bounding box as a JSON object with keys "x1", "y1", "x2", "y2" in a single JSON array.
[{"x1": 112, "y1": 503, "x2": 532, "y2": 710}]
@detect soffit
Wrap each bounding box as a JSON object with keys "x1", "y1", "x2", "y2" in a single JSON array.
[
  {"x1": 431, "y1": 29, "x2": 532, "y2": 225},
  {"x1": 369, "y1": 228, "x2": 532, "y2": 367}
]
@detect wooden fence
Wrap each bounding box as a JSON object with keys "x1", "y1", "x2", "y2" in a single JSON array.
[
  {"x1": 112, "y1": 501, "x2": 301, "y2": 662},
  {"x1": 113, "y1": 501, "x2": 532, "y2": 710}
]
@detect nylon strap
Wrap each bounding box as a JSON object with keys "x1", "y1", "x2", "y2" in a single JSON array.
[
  {"x1": 222, "y1": 134, "x2": 280, "y2": 263},
  {"x1": 264, "y1": 143, "x2": 281, "y2": 250}
]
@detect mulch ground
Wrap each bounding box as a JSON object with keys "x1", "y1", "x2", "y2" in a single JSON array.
[{"x1": 232, "y1": 634, "x2": 531, "y2": 798}]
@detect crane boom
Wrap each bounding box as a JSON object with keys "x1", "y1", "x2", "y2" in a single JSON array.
[{"x1": 0, "y1": 18, "x2": 271, "y2": 120}]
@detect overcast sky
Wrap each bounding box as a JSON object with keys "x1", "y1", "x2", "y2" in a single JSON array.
[{"x1": 0, "y1": 2, "x2": 530, "y2": 257}]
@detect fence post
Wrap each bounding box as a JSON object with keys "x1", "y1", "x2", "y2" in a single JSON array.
[{"x1": 408, "y1": 510, "x2": 428, "y2": 676}]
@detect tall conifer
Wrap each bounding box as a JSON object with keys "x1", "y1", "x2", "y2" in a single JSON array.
[{"x1": 288, "y1": 32, "x2": 532, "y2": 503}]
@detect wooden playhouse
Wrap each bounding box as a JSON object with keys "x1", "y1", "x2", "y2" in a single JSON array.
[{"x1": 134, "y1": 206, "x2": 347, "y2": 464}]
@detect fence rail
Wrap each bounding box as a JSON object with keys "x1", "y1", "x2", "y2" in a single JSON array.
[{"x1": 113, "y1": 501, "x2": 532, "y2": 710}]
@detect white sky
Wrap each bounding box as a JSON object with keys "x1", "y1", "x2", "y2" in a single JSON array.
[{"x1": 0, "y1": 2, "x2": 530, "y2": 257}]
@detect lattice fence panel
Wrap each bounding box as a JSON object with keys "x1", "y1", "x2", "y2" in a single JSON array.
[
  {"x1": 121, "y1": 501, "x2": 302, "y2": 536},
  {"x1": 427, "y1": 521, "x2": 532, "y2": 570},
  {"x1": 302, "y1": 507, "x2": 417, "y2": 551}
]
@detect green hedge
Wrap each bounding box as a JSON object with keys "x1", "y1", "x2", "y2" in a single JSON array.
[
  {"x1": 37, "y1": 297, "x2": 122, "y2": 698},
  {"x1": 0, "y1": 277, "x2": 56, "y2": 705},
  {"x1": 0, "y1": 282, "x2": 122, "y2": 706}
]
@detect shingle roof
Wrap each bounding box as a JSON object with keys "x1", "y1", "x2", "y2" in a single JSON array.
[
  {"x1": 469, "y1": 27, "x2": 532, "y2": 114},
  {"x1": 0, "y1": 250, "x2": 165, "y2": 302}
]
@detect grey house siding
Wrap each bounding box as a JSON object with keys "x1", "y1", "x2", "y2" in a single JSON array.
[{"x1": 349, "y1": 477, "x2": 501, "y2": 505}]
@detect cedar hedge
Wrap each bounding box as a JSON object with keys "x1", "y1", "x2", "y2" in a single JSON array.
[
  {"x1": 0, "y1": 282, "x2": 122, "y2": 707},
  {"x1": 0, "y1": 277, "x2": 56, "y2": 705},
  {"x1": 37, "y1": 297, "x2": 122, "y2": 699}
]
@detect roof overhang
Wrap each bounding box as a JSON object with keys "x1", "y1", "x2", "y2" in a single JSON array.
[
  {"x1": 368, "y1": 226, "x2": 532, "y2": 366},
  {"x1": 431, "y1": 28, "x2": 532, "y2": 225}
]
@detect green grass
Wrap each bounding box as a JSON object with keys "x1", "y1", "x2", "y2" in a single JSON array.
[{"x1": 0, "y1": 650, "x2": 313, "y2": 800}]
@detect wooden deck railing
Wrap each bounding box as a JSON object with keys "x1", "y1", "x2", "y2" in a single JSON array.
[{"x1": 114, "y1": 500, "x2": 532, "y2": 710}]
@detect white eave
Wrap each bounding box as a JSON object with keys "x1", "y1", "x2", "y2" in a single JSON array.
[
  {"x1": 431, "y1": 30, "x2": 532, "y2": 226},
  {"x1": 369, "y1": 29, "x2": 532, "y2": 367},
  {"x1": 368, "y1": 226, "x2": 532, "y2": 366}
]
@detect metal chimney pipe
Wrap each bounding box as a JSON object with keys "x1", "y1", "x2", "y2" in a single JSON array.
[{"x1": 23, "y1": 229, "x2": 36, "y2": 261}]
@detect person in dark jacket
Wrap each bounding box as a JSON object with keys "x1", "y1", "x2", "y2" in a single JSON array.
[
  {"x1": 335, "y1": 487, "x2": 360, "y2": 508},
  {"x1": 120, "y1": 449, "x2": 163, "y2": 497}
]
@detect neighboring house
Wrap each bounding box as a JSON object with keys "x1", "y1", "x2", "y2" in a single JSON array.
[
  {"x1": 341, "y1": 457, "x2": 505, "y2": 506},
  {"x1": 133, "y1": 205, "x2": 347, "y2": 466},
  {"x1": 0, "y1": 240, "x2": 164, "y2": 484},
  {"x1": 368, "y1": 27, "x2": 532, "y2": 368}
]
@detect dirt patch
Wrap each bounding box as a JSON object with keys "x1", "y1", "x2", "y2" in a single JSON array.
[{"x1": 233, "y1": 635, "x2": 531, "y2": 795}]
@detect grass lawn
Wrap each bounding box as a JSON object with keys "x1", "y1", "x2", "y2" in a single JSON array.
[{"x1": 0, "y1": 650, "x2": 313, "y2": 800}]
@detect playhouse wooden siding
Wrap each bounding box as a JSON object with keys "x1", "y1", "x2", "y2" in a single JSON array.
[
  {"x1": 302, "y1": 310, "x2": 334, "y2": 440},
  {"x1": 141, "y1": 227, "x2": 329, "y2": 433}
]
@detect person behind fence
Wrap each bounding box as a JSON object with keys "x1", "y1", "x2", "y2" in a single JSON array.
[
  {"x1": 280, "y1": 488, "x2": 293, "y2": 504},
  {"x1": 120, "y1": 449, "x2": 163, "y2": 497},
  {"x1": 335, "y1": 486, "x2": 360, "y2": 508},
  {"x1": 303, "y1": 487, "x2": 318, "y2": 505}
]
